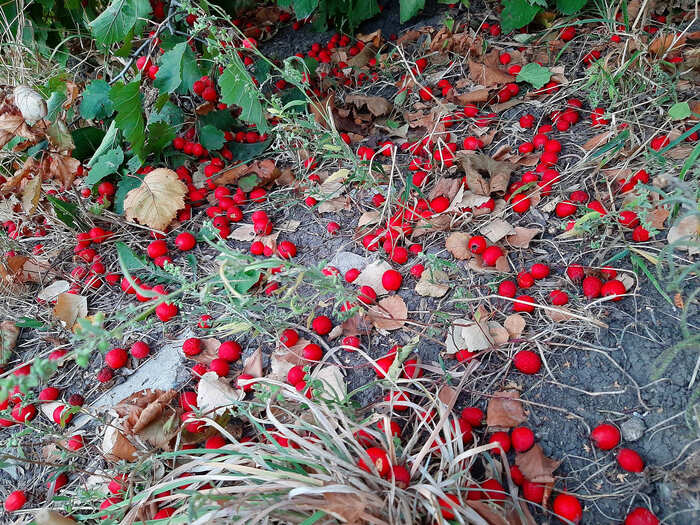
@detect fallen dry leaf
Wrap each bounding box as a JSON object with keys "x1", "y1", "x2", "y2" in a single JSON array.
[
  {"x1": 345, "y1": 94, "x2": 392, "y2": 117},
  {"x1": 438, "y1": 384, "x2": 458, "y2": 406},
  {"x1": 468, "y1": 60, "x2": 515, "y2": 87},
  {"x1": 486, "y1": 390, "x2": 527, "y2": 428},
  {"x1": 242, "y1": 347, "x2": 264, "y2": 377},
  {"x1": 34, "y1": 509, "x2": 77, "y2": 525},
  {"x1": 480, "y1": 219, "x2": 515, "y2": 243},
  {"x1": 48, "y1": 153, "x2": 80, "y2": 189},
  {"x1": 503, "y1": 314, "x2": 526, "y2": 339},
  {"x1": 467, "y1": 501, "x2": 510, "y2": 525},
  {"x1": 648, "y1": 207, "x2": 670, "y2": 230},
  {"x1": 21, "y1": 175, "x2": 41, "y2": 214},
  {"x1": 649, "y1": 32, "x2": 686, "y2": 56},
  {"x1": 582, "y1": 131, "x2": 612, "y2": 151},
  {"x1": 318, "y1": 196, "x2": 352, "y2": 213},
  {"x1": 415, "y1": 268, "x2": 449, "y2": 298},
  {"x1": 445, "y1": 232, "x2": 471, "y2": 260},
  {"x1": 355, "y1": 260, "x2": 391, "y2": 295},
  {"x1": 1, "y1": 320, "x2": 19, "y2": 365},
  {"x1": 322, "y1": 492, "x2": 366, "y2": 523},
  {"x1": 312, "y1": 365, "x2": 346, "y2": 401},
  {"x1": 667, "y1": 214, "x2": 699, "y2": 254},
  {"x1": 53, "y1": 292, "x2": 87, "y2": 327},
  {"x1": 342, "y1": 313, "x2": 373, "y2": 337},
  {"x1": 115, "y1": 389, "x2": 178, "y2": 434},
  {"x1": 101, "y1": 425, "x2": 138, "y2": 462},
  {"x1": 547, "y1": 308, "x2": 575, "y2": 322},
  {"x1": 123, "y1": 168, "x2": 186, "y2": 230},
  {"x1": 190, "y1": 338, "x2": 222, "y2": 365},
  {"x1": 367, "y1": 295, "x2": 407, "y2": 331},
  {"x1": 515, "y1": 444, "x2": 561, "y2": 484},
  {"x1": 458, "y1": 153, "x2": 513, "y2": 196},
  {"x1": 489, "y1": 321, "x2": 509, "y2": 345},
  {"x1": 506, "y1": 227, "x2": 541, "y2": 248},
  {"x1": 37, "y1": 280, "x2": 70, "y2": 302},
  {"x1": 197, "y1": 371, "x2": 244, "y2": 416},
  {"x1": 229, "y1": 224, "x2": 257, "y2": 242}
]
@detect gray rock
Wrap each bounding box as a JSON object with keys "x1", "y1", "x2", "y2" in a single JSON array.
[
  {"x1": 328, "y1": 250, "x2": 368, "y2": 274},
  {"x1": 621, "y1": 416, "x2": 646, "y2": 442}
]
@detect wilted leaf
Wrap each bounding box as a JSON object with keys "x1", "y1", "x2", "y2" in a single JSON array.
[
  {"x1": 354, "y1": 260, "x2": 392, "y2": 295},
  {"x1": 318, "y1": 196, "x2": 352, "y2": 213},
  {"x1": 34, "y1": 510, "x2": 77, "y2": 525},
  {"x1": 115, "y1": 389, "x2": 178, "y2": 434},
  {"x1": 445, "y1": 232, "x2": 470, "y2": 260},
  {"x1": 312, "y1": 365, "x2": 346, "y2": 401},
  {"x1": 1, "y1": 320, "x2": 19, "y2": 365},
  {"x1": 506, "y1": 227, "x2": 541, "y2": 248},
  {"x1": 37, "y1": 280, "x2": 71, "y2": 302},
  {"x1": 13, "y1": 85, "x2": 47, "y2": 123},
  {"x1": 515, "y1": 444, "x2": 560, "y2": 483},
  {"x1": 123, "y1": 168, "x2": 186, "y2": 230},
  {"x1": 322, "y1": 492, "x2": 366, "y2": 523},
  {"x1": 503, "y1": 314, "x2": 526, "y2": 338},
  {"x1": 242, "y1": 347, "x2": 264, "y2": 377},
  {"x1": 438, "y1": 384, "x2": 458, "y2": 406},
  {"x1": 486, "y1": 390, "x2": 527, "y2": 427},
  {"x1": 468, "y1": 60, "x2": 515, "y2": 87},
  {"x1": 582, "y1": 131, "x2": 612, "y2": 151},
  {"x1": 229, "y1": 224, "x2": 257, "y2": 242},
  {"x1": 489, "y1": 321, "x2": 509, "y2": 345},
  {"x1": 667, "y1": 214, "x2": 699, "y2": 254},
  {"x1": 0, "y1": 113, "x2": 38, "y2": 148},
  {"x1": 48, "y1": 154, "x2": 81, "y2": 189},
  {"x1": 480, "y1": 219, "x2": 515, "y2": 243},
  {"x1": 415, "y1": 268, "x2": 449, "y2": 297},
  {"x1": 547, "y1": 308, "x2": 575, "y2": 322},
  {"x1": 53, "y1": 292, "x2": 87, "y2": 327},
  {"x1": 649, "y1": 33, "x2": 686, "y2": 56},
  {"x1": 345, "y1": 95, "x2": 393, "y2": 117},
  {"x1": 197, "y1": 371, "x2": 243, "y2": 416},
  {"x1": 367, "y1": 295, "x2": 407, "y2": 331},
  {"x1": 21, "y1": 175, "x2": 41, "y2": 214},
  {"x1": 648, "y1": 207, "x2": 669, "y2": 230},
  {"x1": 101, "y1": 425, "x2": 138, "y2": 462},
  {"x1": 458, "y1": 153, "x2": 513, "y2": 196}
]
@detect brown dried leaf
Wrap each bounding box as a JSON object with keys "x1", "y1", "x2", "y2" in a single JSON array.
[
  {"x1": 115, "y1": 389, "x2": 178, "y2": 433},
  {"x1": 515, "y1": 444, "x2": 560, "y2": 484},
  {"x1": 0, "y1": 113, "x2": 38, "y2": 148},
  {"x1": 229, "y1": 224, "x2": 257, "y2": 242},
  {"x1": 582, "y1": 131, "x2": 612, "y2": 151},
  {"x1": 318, "y1": 196, "x2": 351, "y2": 213},
  {"x1": 53, "y1": 292, "x2": 87, "y2": 327},
  {"x1": 466, "y1": 501, "x2": 510, "y2": 525},
  {"x1": 486, "y1": 390, "x2": 527, "y2": 428},
  {"x1": 648, "y1": 207, "x2": 670, "y2": 229},
  {"x1": 488, "y1": 321, "x2": 509, "y2": 346},
  {"x1": 242, "y1": 347, "x2": 264, "y2": 377},
  {"x1": 123, "y1": 168, "x2": 186, "y2": 230},
  {"x1": 448, "y1": 88, "x2": 491, "y2": 105},
  {"x1": 438, "y1": 384, "x2": 458, "y2": 406},
  {"x1": 367, "y1": 295, "x2": 407, "y2": 331},
  {"x1": 342, "y1": 313, "x2": 373, "y2": 337},
  {"x1": 345, "y1": 95, "x2": 392, "y2": 117},
  {"x1": 649, "y1": 33, "x2": 686, "y2": 56},
  {"x1": 1, "y1": 320, "x2": 19, "y2": 365},
  {"x1": 667, "y1": 214, "x2": 700, "y2": 253},
  {"x1": 445, "y1": 232, "x2": 471, "y2": 260},
  {"x1": 506, "y1": 227, "x2": 541, "y2": 248},
  {"x1": 34, "y1": 509, "x2": 77, "y2": 525},
  {"x1": 547, "y1": 308, "x2": 575, "y2": 322},
  {"x1": 458, "y1": 153, "x2": 513, "y2": 196},
  {"x1": 348, "y1": 45, "x2": 374, "y2": 68},
  {"x1": 101, "y1": 425, "x2": 138, "y2": 462},
  {"x1": 429, "y1": 177, "x2": 462, "y2": 202},
  {"x1": 355, "y1": 260, "x2": 391, "y2": 295},
  {"x1": 322, "y1": 492, "x2": 366, "y2": 523},
  {"x1": 468, "y1": 61, "x2": 515, "y2": 87},
  {"x1": 48, "y1": 154, "x2": 80, "y2": 189},
  {"x1": 415, "y1": 268, "x2": 450, "y2": 297},
  {"x1": 412, "y1": 213, "x2": 452, "y2": 238},
  {"x1": 190, "y1": 338, "x2": 221, "y2": 365},
  {"x1": 213, "y1": 163, "x2": 250, "y2": 186},
  {"x1": 480, "y1": 219, "x2": 515, "y2": 243},
  {"x1": 503, "y1": 314, "x2": 526, "y2": 339},
  {"x1": 197, "y1": 371, "x2": 244, "y2": 416},
  {"x1": 21, "y1": 175, "x2": 41, "y2": 214},
  {"x1": 0, "y1": 157, "x2": 37, "y2": 196}
]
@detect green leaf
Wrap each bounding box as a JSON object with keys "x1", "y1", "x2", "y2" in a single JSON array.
[
  {"x1": 109, "y1": 80, "x2": 145, "y2": 160},
  {"x1": 668, "y1": 101, "x2": 691, "y2": 121},
  {"x1": 47, "y1": 195, "x2": 82, "y2": 229},
  {"x1": 86, "y1": 147, "x2": 124, "y2": 185},
  {"x1": 114, "y1": 173, "x2": 144, "y2": 215},
  {"x1": 46, "y1": 91, "x2": 67, "y2": 121},
  {"x1": 219, "y1": 58, "x2": 267, "y2": 133},
  {"x1": 556, "y1": 0, "x2": 587, "y2": 15},
  {"x1": 145, "y1": 121, "x2": 176, "y2": 155},
  {"x1": 154, "y1": 41, "x2": 188, "y2": 94},
  {"x1": 400, "y1": 0, "x2": 425, "y2": 23},
  {"x1": 15, "y1": 317, "x2": 43, "y2": 329},
  {"x1": 126, "y1": 154, "x2": 143, "y2": 173},
  {"x1": 199, "y1": 124, "x2": 226, "y2": 151},
  {"x1": 88, "y1": 0, "x2": 151, "y2": 45},
  {"x1": 179, "y1": 45, "x2": 201, "y2": 94},
  {"x1": 198, "y1": 110, "x2": 236, "y2": 130},
  {"x1": 291, "y1": 0, "x2": 319, "y2": 18},
  {"x1": 87, "y1": 121, "x2": 119, "y2": 167},
  {"x1": 148, "y1": 101, "x2": 184, "y2": 127},
  {"x1": 516, "y1": 62, "x2": 552, "y2": 89},
  {"x1": 80, "y1": 79, "x2": 114, "y2": 120},
  {"x1": 501, "y1": 0, "x2": 540, "y2": 33},
  {"x1": 228, "y1": 138, "x2": 272, "y2": 162},
  {"x1": 238, "y1": 173, "x2": 259, "y2": 192},
  {"x1": 71, "y1": 127, "x2": 106, "y2": 162}
]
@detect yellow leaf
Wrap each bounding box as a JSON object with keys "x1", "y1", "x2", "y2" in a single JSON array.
[{"x1": 123, "y1": 168, "x2": 186, "y2": 230}]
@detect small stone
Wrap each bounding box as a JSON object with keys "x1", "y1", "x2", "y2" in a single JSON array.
[{"x1": 621, "y1": 416, "x2": 645, "y2": 442}]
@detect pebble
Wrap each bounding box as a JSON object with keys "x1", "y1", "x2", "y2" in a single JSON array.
[{"x1": 621, "y1": 416, "x2": 646, "y2": 442}]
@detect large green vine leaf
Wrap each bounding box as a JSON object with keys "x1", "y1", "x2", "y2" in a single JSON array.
[
  {"x1": 218, "y1": 56, "x2": 267, "y2": 133},
  {"x1": 88, "y1": 0, "x2": 151, "y2": 45},
  {"x1": 109, "y1": 80, "x2": 145, "y2": 160}
]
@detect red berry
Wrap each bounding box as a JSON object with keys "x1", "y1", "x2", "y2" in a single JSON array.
[
  {"x1": 498, "y1": 280, "x2": 517, "y2": 298},
  {"x1": 530, "y1": 263, "x2": 550, "y2": 279},
  {"x1": 510, "y1": 465, "x2": 525, "y2": 486},
  {"x1": 105, "y1": 347, "x2": 128, "y2": 369},
  {"x1": 345, "y1": 268, "x2": 360, "y2": 282},
  {"x1": 513, "y1": 350, "x2": 541, "y2": 374},
  {"x1": 582, "y1": 276, "x2": 603, "y2": 299},
  {"x1": 624, "y1": 508, "x2": 659, "y2": 525},
  {"x1": 549, "y1": 289, "x2": 569, "y2": 305},
  {"x1": 511, "y1": 426, "x2": 535, "y2": 452},
  {"x1": 278, "y1": 240, "x2": 297, "y2": 259},
  {"x1": 39, "y1": 387, "x2": 60, "y2": 401},
  {"x1": 209, "y1": 358, "x2": 229, "y2": 377},
  {"x1": 147, "y1": 239, "x2": 168, "y2": 259},
  {"x1": 237, "y1": 373, "x2": 255, "y2": 392},
  {"x1": 287, "y1": 365, "x2": 305, "y2": 385},
  {"x1": 358, "y1": 447, "x2": 390, "y2": 476},
  {"x1": 218, "y1": 341, "x2": 242, "y2": 361},
  {"x1": 182, "y1": 337, "x2": 202, "y2": 357},
  {"x1": 552, "y1": 494, "x2": 582, "y2": 524},
  {"x1": 517, "y1": 271, "x2": 535, "y2": 289},
  {"x1": 617, "y1": 448, "x2": 645, "y2": 472},
  {"x1": 342, "y1": 336, "x2": 361, "y2": 351},
  {"x1": 179, "y1": 391, "x2": 197, "y2": 411},
  {"x1": 482, "y1": 245, "x2": 503, "y2": 266},
  {"x1": 468, "y1": 236, "x2": 487, "y2": 254},
  {"x1": 513, "y1": 295, "x2": 535, "y2": 313},
  {"x1": 591, "y1": 423, "x2": 621, "y2": 450},
  {"x1": 358, "y1": 285, "x2": 377, "y2": 304},
  {"x1": 489, "y1": 431, "x2": 511, "y2": 453},
  {"x1": 280, "y1": 328, "x2": 299, "y2": 347},
  {"x1": 556, "y1": 200, "x2": 577, "y2": 218},
  {"x1": 461, "y1": 407, "x2": 484, "y2": 427},
  {"x1": 481, "y1": 478, "x2": 506, "y2": 503},
  {"x1": 619, "y1": 210, "x2": 640, "y2": 228},
  {"x1": 601, "y1": 279, "x2": 626, "y2": 301},
  {"x1": 4, "y1": 490, "x2": 26, "y2": 512},
  {"x1": 312, "y1": 315, "x2": 333, "y2": 335},
  {"x1": 382, "y1": 269, "x2": 402, "y2": 291},
  {"x1": 391, "y1": 464, "x2": 411, "y2": 488},
  {"x1": 567, "y1": 264, "x2": 585, "y2": 282},
  {"x1": 175, "y1": 232, "x2": 196, "y2": 251},
  {"x1": 97, "y1": 367, "x2": 114, "y2": 383},
  {"x1": 130, "y1": 341, "x2": 150, "y2": 359},
  {"x1": 303, "y1": 343, "x2": 323, "y2": 361},
  {"x1": 632, "y1": 225, "x2": 650, "y2": 242},
  {"x1": 522, "y1": 480, "x2": 545, "y2": 503},
  {"x1": 155, "y1": 301, "x2": 178, "y2": 322}
]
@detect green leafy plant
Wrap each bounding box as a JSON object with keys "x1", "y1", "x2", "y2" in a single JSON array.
[{"x1": 501, "y1": 0, "x2": 589, "y2": 33}]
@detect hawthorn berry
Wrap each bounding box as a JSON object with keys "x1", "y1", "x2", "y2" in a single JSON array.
[
  {"x1": 382, "y1": 269, "x2": 402, "y2": 291},
  {"x1": 591, "y1": 423, "x2": 621, "y2": 450},
  {"x1": 513, "y1": 350, "x2": 541, "y2": 374}
]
